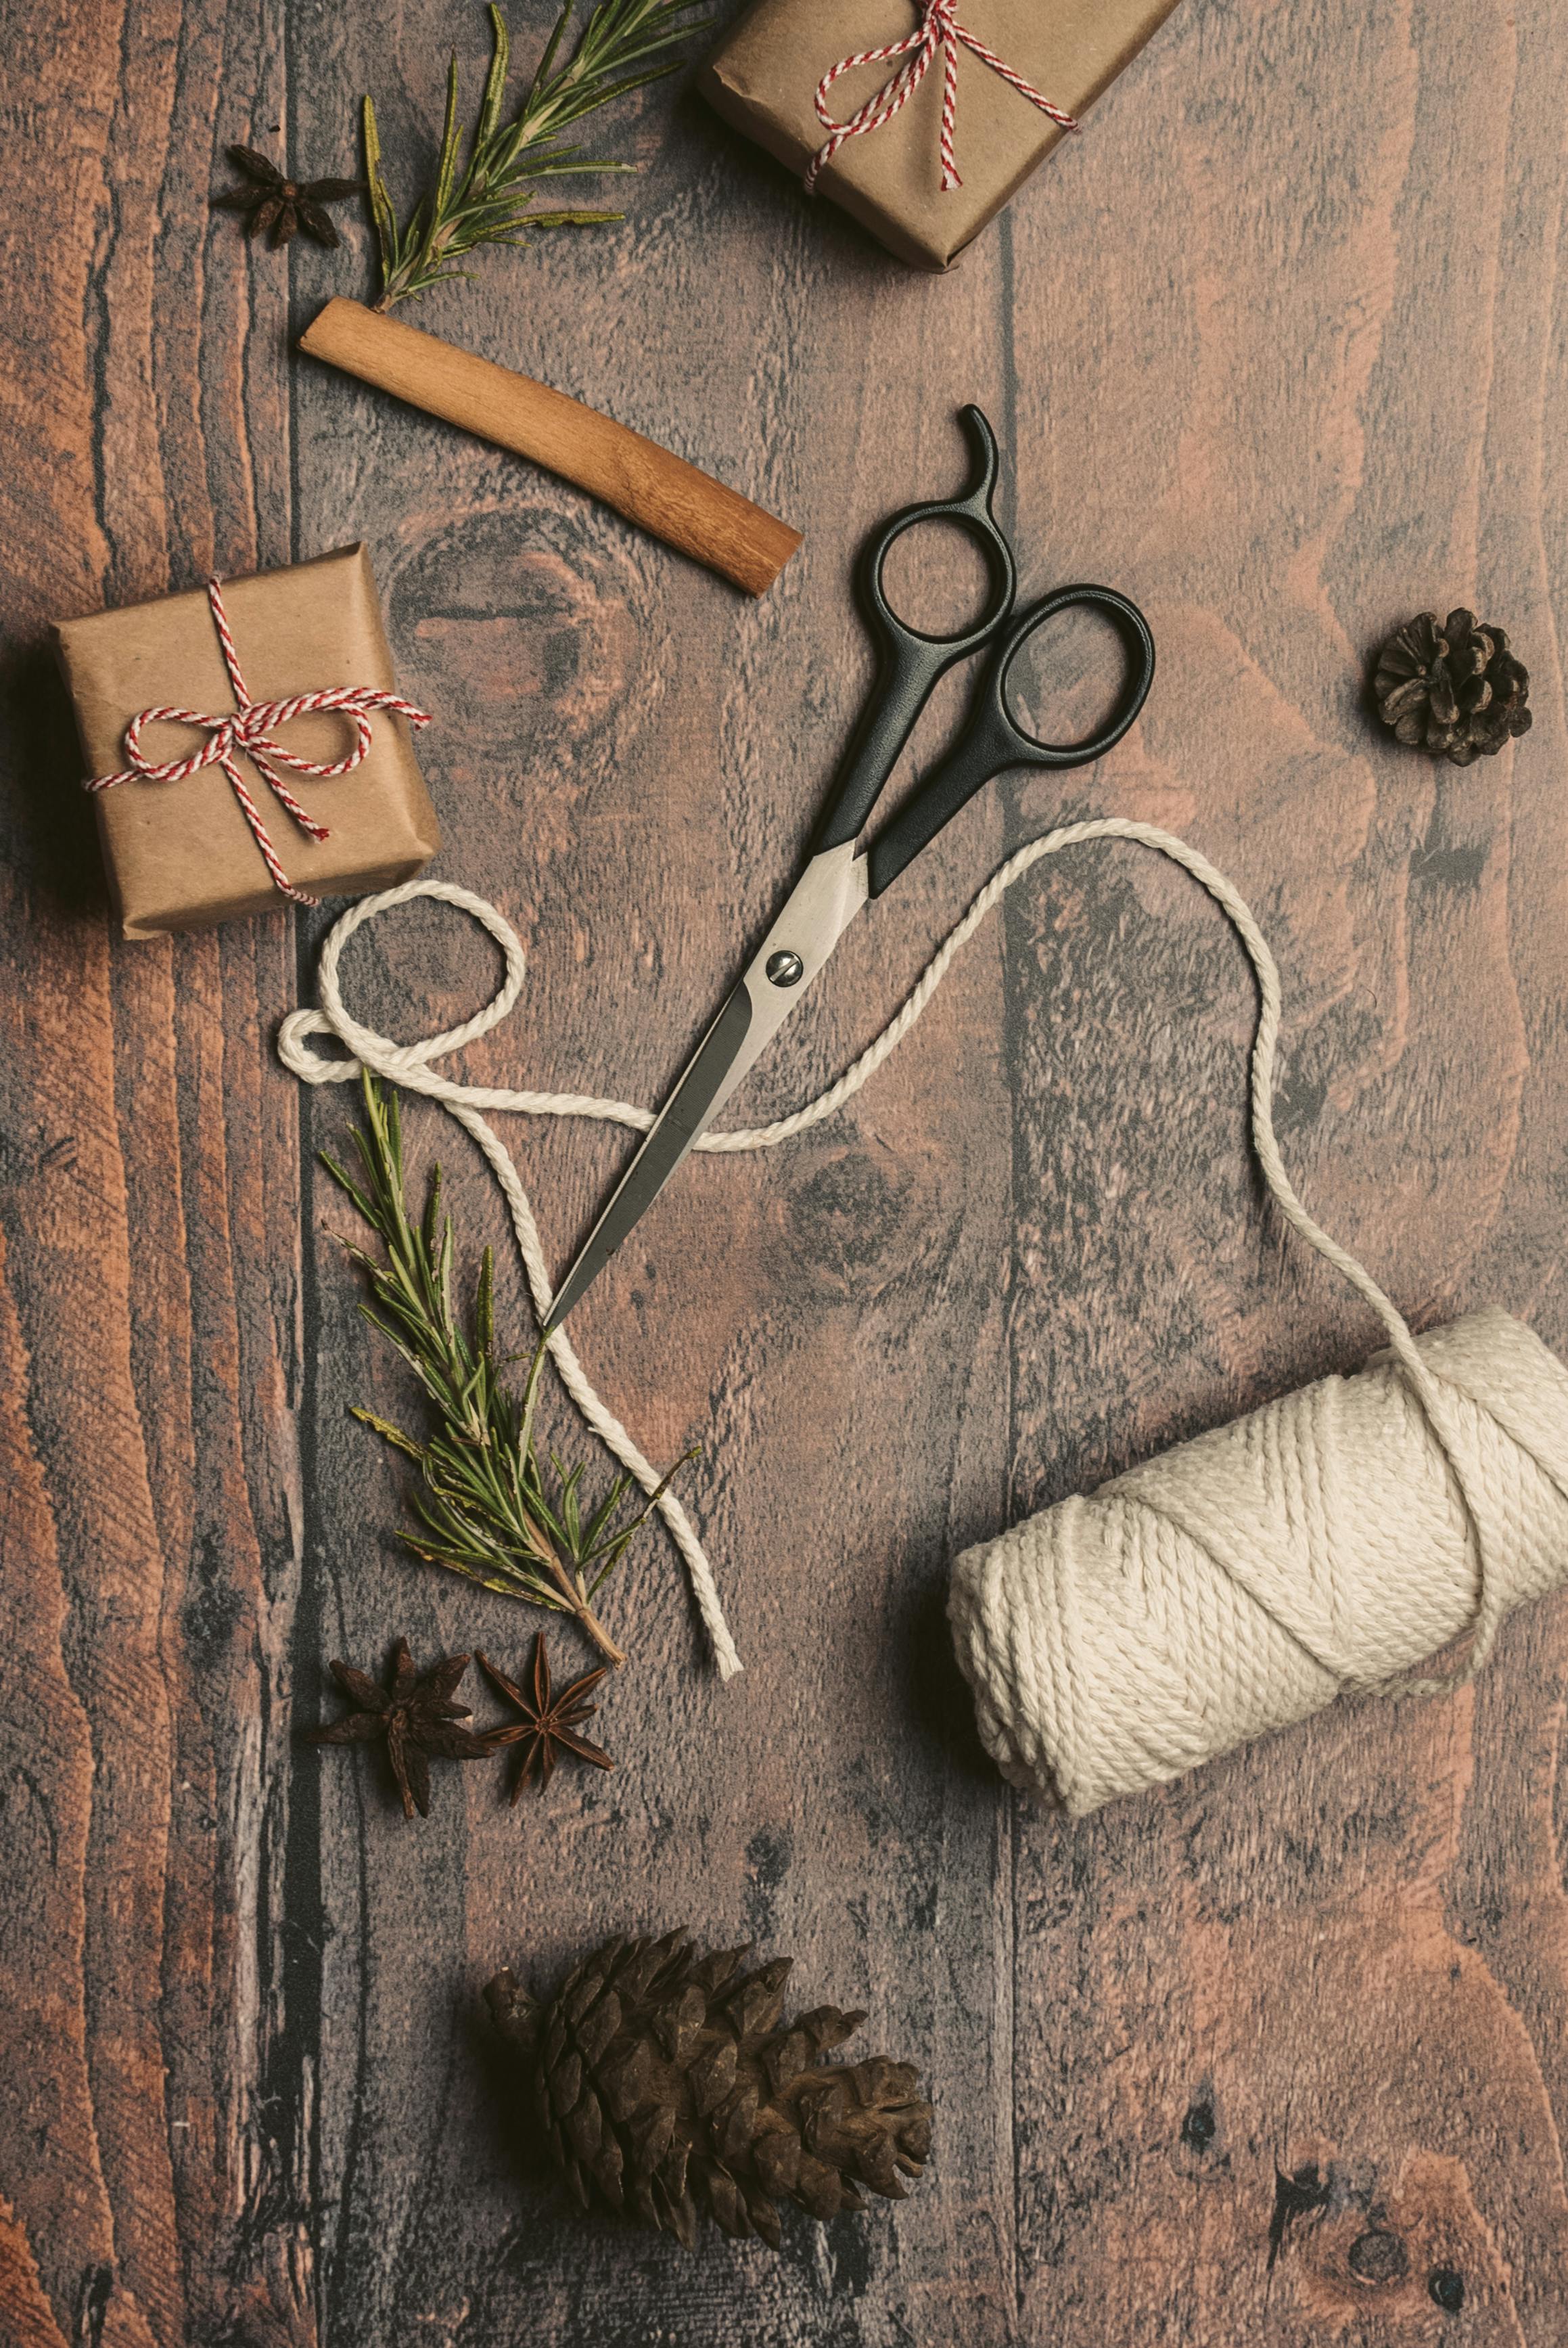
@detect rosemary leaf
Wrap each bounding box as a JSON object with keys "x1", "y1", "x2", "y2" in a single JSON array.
[
  {"x1": 348, "y1": 1405, "x2": 427, "y2": 1464},
  {"x1": 361, "y1": 95, "x2": 400, "y2": 286},
  {"x1": 433, "y1": 53, "x2": 464, "y2": 221},
  {"x1": 363, "y1": 0, "x2": 707, "y2": 310}
]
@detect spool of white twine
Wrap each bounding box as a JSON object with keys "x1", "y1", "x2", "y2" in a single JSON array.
[{"x1": 948, "y1": 1307, "x2": 1568, "y2": 1815}]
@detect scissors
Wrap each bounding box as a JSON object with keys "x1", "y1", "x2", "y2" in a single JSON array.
[{"x1": 543, "y1": 405, "x2": 1155, "y2": 1333}]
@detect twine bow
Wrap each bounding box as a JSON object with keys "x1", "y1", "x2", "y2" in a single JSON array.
[
  {"x1": 803, "y1": 0, "x2": 1077, "y2": 195},
  {"x1": 85, "y1": 576, "x2": 432, "y2": 906}
]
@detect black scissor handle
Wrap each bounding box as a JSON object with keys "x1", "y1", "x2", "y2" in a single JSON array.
[
  {"x1": 814, "y1": 405, "x2": 1017, "y2": 856},
  {"x1": 864, "y1": 585, "x2": 1157, "y2": 897}
]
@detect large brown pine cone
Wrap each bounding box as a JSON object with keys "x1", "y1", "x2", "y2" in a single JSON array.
[
  {"x1": 484, "y1": 1930, "x2": 932, "y2": 2251},
  {"x1": 1373, "y1": 608, "x2": 1531, "y2": 765}
]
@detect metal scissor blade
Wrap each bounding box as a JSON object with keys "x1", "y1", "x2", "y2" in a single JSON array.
[
  {"x1": 543, "y1": 842, "x2": 868, "y2": 1332},
  {"x1": 543, "y1": 983, "x2": 753, "y2": 1333}
]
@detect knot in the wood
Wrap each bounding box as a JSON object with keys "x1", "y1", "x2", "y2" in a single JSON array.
[{"x1": 1347, "y1": 2228, "x2": 1408, "y2": 2285}]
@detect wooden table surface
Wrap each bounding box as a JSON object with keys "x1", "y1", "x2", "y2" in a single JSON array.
[{"x1": 3, "y1": 3, "x2": 1567, "y2": 2342}]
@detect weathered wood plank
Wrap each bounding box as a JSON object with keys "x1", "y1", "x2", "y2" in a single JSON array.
[
  {"x1": 285, "y1": 7, "x2": 1024, "y2": 2341},
  {"x1": 1002, "y1": 0, "x2": 1568, "y2": 2337},
  {"x1": 0, "y1": 3, "x2": 308, "y2": 2343}
]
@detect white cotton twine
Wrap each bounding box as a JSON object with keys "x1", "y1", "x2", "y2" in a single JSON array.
[
  {"x1": 952, "y1": 1309, "x2": 1568, "y2": 1815},
  {"x1": 278, "y1": 826, "x2": 1568, "y2": 1798}
]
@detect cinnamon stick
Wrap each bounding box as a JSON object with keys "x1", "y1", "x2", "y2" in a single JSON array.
[{"x1": 299, "y1": 299, "x2": 802, "y2": 597}]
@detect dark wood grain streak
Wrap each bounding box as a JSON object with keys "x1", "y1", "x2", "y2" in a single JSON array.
[{"x1": 0, "y1": 0, "x2": 1565, "y2": 2342}]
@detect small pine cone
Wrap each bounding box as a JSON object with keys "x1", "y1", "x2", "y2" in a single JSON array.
[
  {"x1": 1373, "y1": 608, "x2": 1531, "y2": 765},
  {"x1": 484, "y1": 1931, "x2": 932, "y2": 2253}
]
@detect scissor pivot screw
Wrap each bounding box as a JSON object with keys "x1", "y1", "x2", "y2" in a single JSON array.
[{"x1": 766, "y1": 950, "x2": 805, "y2": 988}]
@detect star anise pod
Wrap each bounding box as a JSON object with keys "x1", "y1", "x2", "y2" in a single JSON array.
[
  {"x1": 478, "y1": 1635, "x2": 614, "y2": 1800},
  {"x1": 306, "y1": 1636, "x2": 496, "y2": 1819},
  {"x1": 212, "y1": 145, "x2": 361, "y2": 249}
]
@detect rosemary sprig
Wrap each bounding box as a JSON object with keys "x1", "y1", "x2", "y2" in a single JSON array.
[
  {"x1": 323, "y1": 1074, "x2": 691, "y2": 1665},
  {"x1": 363, "y1": 0, "x2": 706, "y2": 309}
]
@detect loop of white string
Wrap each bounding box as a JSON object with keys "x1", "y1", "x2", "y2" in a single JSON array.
[{"x1": 279, "y1": 825, "x2": 1496, "y2": 1692}]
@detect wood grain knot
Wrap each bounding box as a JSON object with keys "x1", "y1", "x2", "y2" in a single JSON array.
[
  {"x1": 1347, "y1": 2228, "x2": 1408, "y2": 2284},
  {"x1": 387, "y1": 507, "x2": 660, "y2": 816},
  {"x1": 783, "y1": 1149, "x2": 919, "y2": 1293},
  {"x1": 1274, "y1": 2146, "x2": 1496, "y2": 2328}
]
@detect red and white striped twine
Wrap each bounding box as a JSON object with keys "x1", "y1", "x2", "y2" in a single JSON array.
[
  {"x1": 85, "y1": 576, "x2": 432, "y2": 906},
  {"x1": 803, "y1": 0, "x2": 1077, "y2": 196}
]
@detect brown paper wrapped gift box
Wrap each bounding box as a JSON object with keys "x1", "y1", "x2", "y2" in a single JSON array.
[
  {"x1": 701, "y1": 0, "x2": 1184, "y2": 271},
  {"x1": 55, "y1": 543, "x2": 439, "y2": 939}
]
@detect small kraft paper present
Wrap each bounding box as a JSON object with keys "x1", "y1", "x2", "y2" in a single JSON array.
[
  {"x1": 701, "y1": 0, "x2": 1185, "y2": 271},
  {"x1": 55, "y1": 543, "x2": 438, "y2": 939}
]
